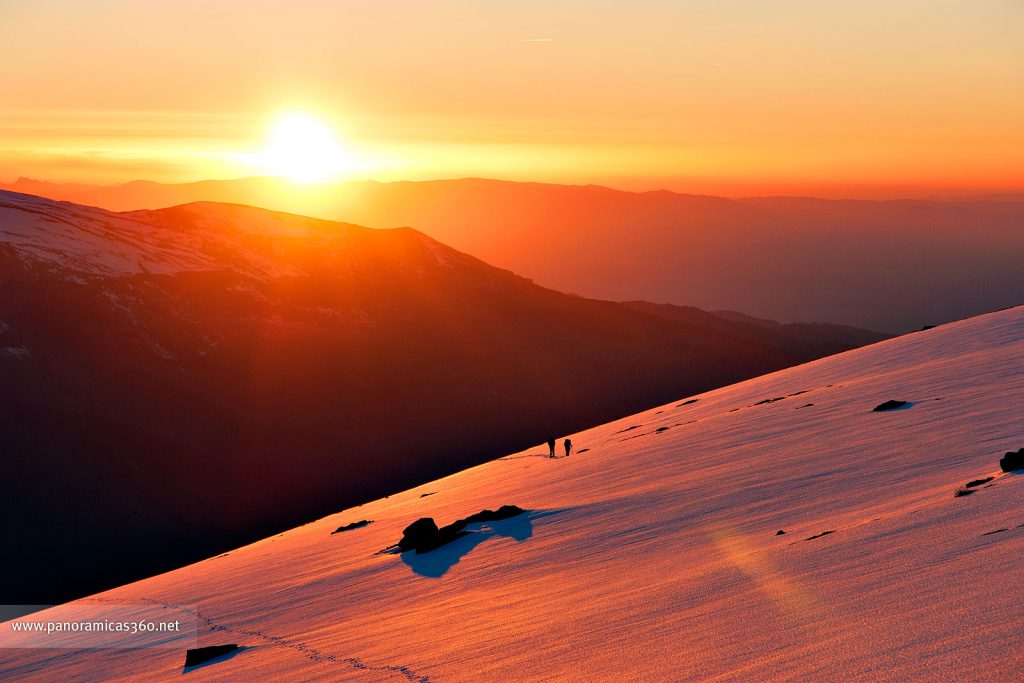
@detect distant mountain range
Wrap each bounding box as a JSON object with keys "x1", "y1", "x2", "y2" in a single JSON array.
[
  {"x1": 5, "y1": 176, "x2": 1022, "y2": 332},
  {"x1": 622, "y1": 301, "x2": 887, "y2": 358},
  {"x1": 0, "y1": 190, "x2": 883, "y2": 607}
]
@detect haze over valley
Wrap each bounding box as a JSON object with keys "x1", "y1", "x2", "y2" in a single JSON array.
[{"x1": 7, "y1": 176, "x2": 1021, "y2": 333}]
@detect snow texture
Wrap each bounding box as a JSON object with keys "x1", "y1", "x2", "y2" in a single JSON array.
[
  {"x1": 1, "y1": 307, "x2": 1022, "y2": 681},
  {"x1": 0, "y1": 191, "x2": 303, "y2": 279}
]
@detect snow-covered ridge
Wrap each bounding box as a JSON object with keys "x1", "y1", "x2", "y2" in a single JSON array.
[
  {"x1": 0, "y1": 190, "x2": 484, "y2": 281},
  {"x1": 126, "y1": 201, "x2": 364, "y2": 239},
  {"x1": 2, "y1": 306, "x2": 1021, "y2": 681},
  {"x1": 0, "y1": 190, "x2": 304, "y2": 279}
]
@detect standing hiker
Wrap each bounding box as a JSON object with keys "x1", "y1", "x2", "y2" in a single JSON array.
[
  {"x1": 547, "y1": 438, "x2": 556, "y2": 458},
  {"x1": 564, "y1": 438, "x2": 572, "y2": 457}
]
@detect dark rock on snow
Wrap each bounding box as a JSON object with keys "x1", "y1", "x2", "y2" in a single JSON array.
[
  {"x1": 184, "y1": 644, "x2": 239, "y2": 668},
  {"x1": 999, "y1": 448, "x2": 1024, "y2": 472},
  {"x1": 872, "y1": 400, "x2": 909, "y2": 412},
  {"x1": 332, "y1": 520, "x2": 372, "y2": 534},
  {"x1": 398, "y1": 506, "x2": 526, "y2": 554},
  {"x1": 398, "y1": 518, "x2": 440, "y2": 551},
  {"x1": 461, "y1": 505, "x2": 525, "y2": 525}
]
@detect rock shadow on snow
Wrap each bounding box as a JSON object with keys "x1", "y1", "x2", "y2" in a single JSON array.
[{"x1": 399, "y1": 510, "x2": 558, "y2": 578}]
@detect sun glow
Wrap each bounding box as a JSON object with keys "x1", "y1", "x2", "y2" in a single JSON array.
[{"x1": 259, "y1": 113, "x2": 355, "y2": 183}]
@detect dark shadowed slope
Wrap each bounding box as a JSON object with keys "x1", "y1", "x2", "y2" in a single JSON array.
[
  {"x1": 2, "y1": 308, "x2": 1020, "y2": 681},
  {"x1": 0, "y1": 190, "x2": 861, "y2": 609},
  {"x1": 621, "y1": 301, "x2": 888, "y2": 359}
]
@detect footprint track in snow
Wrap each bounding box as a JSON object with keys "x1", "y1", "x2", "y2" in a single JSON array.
[{"x1": 90, "y1": 595, "x2": 433, "y2": 682}]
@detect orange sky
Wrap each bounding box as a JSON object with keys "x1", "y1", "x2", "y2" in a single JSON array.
[{"x1": 2, "y1": 0, "x2": 1022, "y2": 197}]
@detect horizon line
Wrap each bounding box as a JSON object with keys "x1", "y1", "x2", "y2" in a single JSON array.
[{"x1": 5, "y1": 174, "x2": 1024, "y2": 204}]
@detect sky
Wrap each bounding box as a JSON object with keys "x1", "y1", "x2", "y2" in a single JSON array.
[{"x1": 1, "y1": 0, "x2": 1022, "y2": 197}]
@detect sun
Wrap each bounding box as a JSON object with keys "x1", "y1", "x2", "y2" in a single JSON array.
[{"x1": 259, "y1": 113, "x2": 354, "y2": 183}]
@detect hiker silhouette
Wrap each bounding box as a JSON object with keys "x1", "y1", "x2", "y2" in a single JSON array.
[
  {"x1": 564, "y1": 438, "x2": 572, "y2": 457},
  {"x1": 547, "y1": 438, "x2": 556, "y2": 458}
]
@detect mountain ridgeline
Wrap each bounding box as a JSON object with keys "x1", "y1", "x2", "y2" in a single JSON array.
[
  {"x1": 6, "y1": 176, "x2": 1023, "y2": 332},
  {"x1": 0, "y1": 190, "x2": 882, "y2": 606}
]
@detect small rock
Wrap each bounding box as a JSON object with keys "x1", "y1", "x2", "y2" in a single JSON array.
[
  {"x1": 872, "y1": 400, "x2": 908, "y2": 412},
  {"x1": 398, "y1": 518, "x2": 439, "y2": 551},
  {"x1": 397, "y1": 506, "x2": 526, "y2": 554},
  {"x1": 184, "y1": 645, "x2": 238, "y2": 668},
  {"x1": 332, "y1": 520, "x2": 372, "y2": 534},
  {"x1": 999, "y1": 448, "x2": 1024, "y2": 472},
  {"x1": 775, "y1": 530, "x2": 786, "y2": 535},
  {"x1": 461, "y1": 505, "x2": 525, "y2": 525}
]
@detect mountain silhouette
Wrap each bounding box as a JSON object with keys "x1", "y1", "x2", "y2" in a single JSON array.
[
  {"x1": 0, "y1": 190, "x2": 882, "y2": 607},
  {"x1": 6, "y1": 176, "x2": 1022, "y2": 332}
]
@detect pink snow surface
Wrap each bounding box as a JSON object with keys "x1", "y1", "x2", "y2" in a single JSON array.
[{"x1": 2, "y1": 307, "x2": 1022, "y2": 681}]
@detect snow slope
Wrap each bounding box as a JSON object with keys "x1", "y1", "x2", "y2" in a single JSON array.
[
  {"x1": 0, "y1": 190, "x2": 316, "y2": 279},
  {"x1": 2, "y1": 307, "x2": 1022, "y2": 682},
  {"x1": 0, "y1": 189, "x2": 884, "y2": 614}
]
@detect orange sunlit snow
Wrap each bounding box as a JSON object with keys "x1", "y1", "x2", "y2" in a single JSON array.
[{"x1": 1, "y1": 2, "x2": 1023, "y2": 680}]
